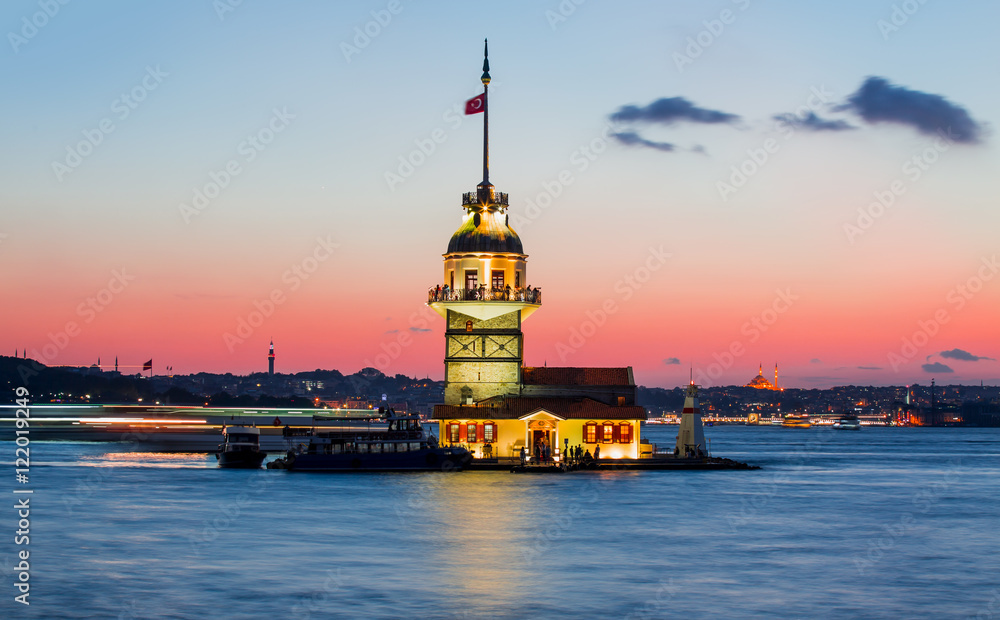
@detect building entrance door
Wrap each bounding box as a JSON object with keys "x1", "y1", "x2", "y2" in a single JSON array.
[{"x1": 531, "y1": 429, "x2": 550, "y2": 461}]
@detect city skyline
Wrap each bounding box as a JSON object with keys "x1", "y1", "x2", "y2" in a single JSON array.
[{"x1": 3, "y1": 0, "x2": 998, "y2": 389}]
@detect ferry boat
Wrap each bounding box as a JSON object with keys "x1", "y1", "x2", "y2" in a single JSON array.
[
  {"x1": 781, "y1": 414, "x2": 812, "y2": 429},
  {"x1": 832, "y1": 415, "x2": 861, "y2": 430},
  {"x1": 216, "y1": 424, "x2": 267, "y2": 468},
  {"x1": 271, "y1": 412, "x2": 471, "y2": 472}
]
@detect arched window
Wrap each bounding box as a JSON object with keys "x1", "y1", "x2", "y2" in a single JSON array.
[
  {"x1": 584, "y1": 421, "x2": 598, "y2": 444},
  {"x1": 618, "y1": 422, "x2": 632, "y2": 444},
  {"x1": 602, "y1": 421, "x2": 614, "y2": 444}
]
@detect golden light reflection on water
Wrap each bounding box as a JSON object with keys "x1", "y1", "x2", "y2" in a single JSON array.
[{"x1": 420, "y1": 473, "x2": 543, "y2": 607}]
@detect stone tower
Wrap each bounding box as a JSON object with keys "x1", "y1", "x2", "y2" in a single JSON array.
[{"x1": 427, "y1": 40, "x2": 541, "y2": 405}]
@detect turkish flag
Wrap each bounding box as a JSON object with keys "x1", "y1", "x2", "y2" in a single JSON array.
[
  {"x1": 465, "y1": 94, "x2": 485, "y2": 115},
  {"x1": 143, "y1": 359, "x2": 152, "y2": 371}
]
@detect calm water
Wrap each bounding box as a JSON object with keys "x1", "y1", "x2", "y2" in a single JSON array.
[{"x1": 2, "y1": 426, "x2": 999, "y2": 619}]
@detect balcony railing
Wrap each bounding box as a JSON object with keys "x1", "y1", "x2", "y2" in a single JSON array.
[
  {"x1": 462, "y1": 191, "x2": 509, "y2": 207},
  {"x1": 428, "y1": 286, "x2": 541, "y2": 304}
]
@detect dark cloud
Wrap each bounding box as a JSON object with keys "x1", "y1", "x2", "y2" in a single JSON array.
[
  {"x1": 838, "y1": 77, "x2": 983, "y2": 143},
  {"x1": 857, "y1": 366, "x2": 882, "y2": 370},
  {"x1": 663, "y1": 357, "x2": 681, "y2": 365},
  {"x1": 922, "y1": 362, "x2": 954, "y2": 373},
  {"x1": 940, "y1": 348, "x2": 995, "y2": 362},
  {"x1": 610, "y1": 97, "x2": 741, "y2": 126},
  {"x1": 773, "y1": 111, "x2": 855, "y2": 132},
  {"x1": 409, "y1": 327, "x2": 431, "y2": 333},
  {"x1": 612, "y1": 131, "x2": 675, "y2": 152},
  {"x1": 384, "y1": 329, "x2": 399, "y2": 334},
  {"x1": 810, "y1": 358, "x2": 822, "y2": 364}
]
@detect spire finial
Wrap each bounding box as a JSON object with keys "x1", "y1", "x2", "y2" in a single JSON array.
[{"x1": 481, "y1": 38, "x2": 490, "y2": 84}]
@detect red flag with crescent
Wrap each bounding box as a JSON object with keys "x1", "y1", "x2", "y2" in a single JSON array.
[
  {"x1": 143, "y1": 359, "x2": 152, "y2": 371},
  {"x1": 465, "y1": 94, "x2": 485, "y2": 115}
]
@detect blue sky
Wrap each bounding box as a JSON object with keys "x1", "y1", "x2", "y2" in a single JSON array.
[{"x1": 2, "y1": 0, "x2": 998, "y2": 387}]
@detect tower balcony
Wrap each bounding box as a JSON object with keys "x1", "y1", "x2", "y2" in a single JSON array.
[
  {"x1": 462, "y1": 189, "x2": 508, "y2": 208},
  {"x1": 427, "y1": 286, "x2": 541, "y2": 321},
  {"x1": 429, "y1": 286, "x2": 540, "y2": 305}
]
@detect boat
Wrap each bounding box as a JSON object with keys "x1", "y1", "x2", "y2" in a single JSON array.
[
  {"x1": 216, "y1": 423, "x2": 267, "y2": 468},
  {"x1": 781, "y1": 414, "x2": 812, "y2": 428},
  {"x1": 269, "y1": 412, "x2": 471, "y2": 472},
  {"x1": 832, "y1": 415, "x2": 861, "y2": 430}
]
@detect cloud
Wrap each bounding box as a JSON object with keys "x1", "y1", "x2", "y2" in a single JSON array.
[
  {"x1": 838, "y1": 77, "x2": 983, "y2": 143},
  {"x1": 384, "y1": 329, "x2": 399, "y2": 334},
  {"x1": 663, "y1": 357, "x2": 681, "y2": 365},
  {"x1": 857, "y1": 366, "x2": 882, "y2": 370},
  {"x1": 940, "y1": 348, "x2": 994, "y2": 362},
  {"x1": 610, "y1": 97, "x2": 741, "y2": 126},
  {"x1": 810, "y1": 358, "x2": 822, "y2": 364},
  {"x1": 773, "y1": 111, "x2": 855, "y2": 132},
  {"x1": 409, "y1": 327, "x2": 431, "y2": 333},
  {"x1": 922, "y1": 362, "x2": 954, "y2": 373},
  {"x1": 612, "y1": 131, "x2": 675, "y2": 152}
]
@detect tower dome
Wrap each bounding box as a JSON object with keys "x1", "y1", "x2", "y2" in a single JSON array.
[{"x1": 447, "y1": 208, "x2": 523, "y2": 254}]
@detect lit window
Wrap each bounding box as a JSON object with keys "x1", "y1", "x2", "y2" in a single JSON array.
[
  {"x1": 618, "y1": 423, "x2": 632, "y2": 443},
  {"x1": 449, "y1": 423, "x2": 460, "y2": 443},
  {"x1": 467, "y1": 423, "x2": 477, "y2": 443},
  {"x1": 466, "y1": 320, "x2": 473, "y2": 332},
  {"x1": 602, "y1": 423, "x2": 614, "y2": 444},
  {"x1": 492, "y1": 270, "x2": 504, "y2": 289},
  {"x1": 465, "y1": 270, "x2": 478, "y2": 291},
  {"x1": 515, "y1": 272, "x2": 520, "y2": 288},
  {"x1": 585, "y1": 422, "x2": 597, "y2": 444},
  {"x1": 484, "y1": 422, "x2": 495, "y2": 443}
]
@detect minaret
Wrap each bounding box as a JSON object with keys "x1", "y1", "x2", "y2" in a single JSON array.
[
  {"x1": 774, "y1": 363, "x2": 778, "y2": 389},
  {"x1": 428, "y1": 40, "x2": 541, "y2": 405},
  {"x1": 676, "y1": 380, "x2": 707, "y2": 458},
  {"x1": 268, "y1": 339, "x2": 275, "y2": 376}
]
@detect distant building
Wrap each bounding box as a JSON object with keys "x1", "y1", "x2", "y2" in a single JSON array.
[
  {"x1": 268, "y1": 340, "x2": 275, "y2": 376},
  {"x1": 747, "y1": 363, "x2": 781, "y2": 390}
]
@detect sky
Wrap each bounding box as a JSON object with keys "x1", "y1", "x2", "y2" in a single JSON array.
[{"x1": 2, "y1": 0, "x2": 998, "y2": 389}]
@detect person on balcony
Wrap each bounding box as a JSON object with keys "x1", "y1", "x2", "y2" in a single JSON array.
[
  {"x1": 504, "y1": 284, "x2": 511, "y2": 300},
  {"x1": 435, "y1": 284, "x2": 441, "y2": 300}
]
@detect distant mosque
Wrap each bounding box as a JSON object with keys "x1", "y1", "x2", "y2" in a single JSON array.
[{"x1": 746, "y1": 363, "x2": 782, "y2": 391}]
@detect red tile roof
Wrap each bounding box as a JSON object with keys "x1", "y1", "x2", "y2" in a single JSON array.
[
  {"x1": 521, "y1": 367, "x2": 633, "y2": 386},
  {"x1": 433, "y1": 396, "x2": 646, "y2": 421}
]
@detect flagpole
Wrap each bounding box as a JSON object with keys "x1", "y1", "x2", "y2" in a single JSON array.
[{"x1": 481, "y1": 38, "x2": 490, "y2": 190}]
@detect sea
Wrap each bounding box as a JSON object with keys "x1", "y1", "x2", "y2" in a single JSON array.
[{"x1": 2, "y1": 425, "x2": 999, "y2": 619}]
